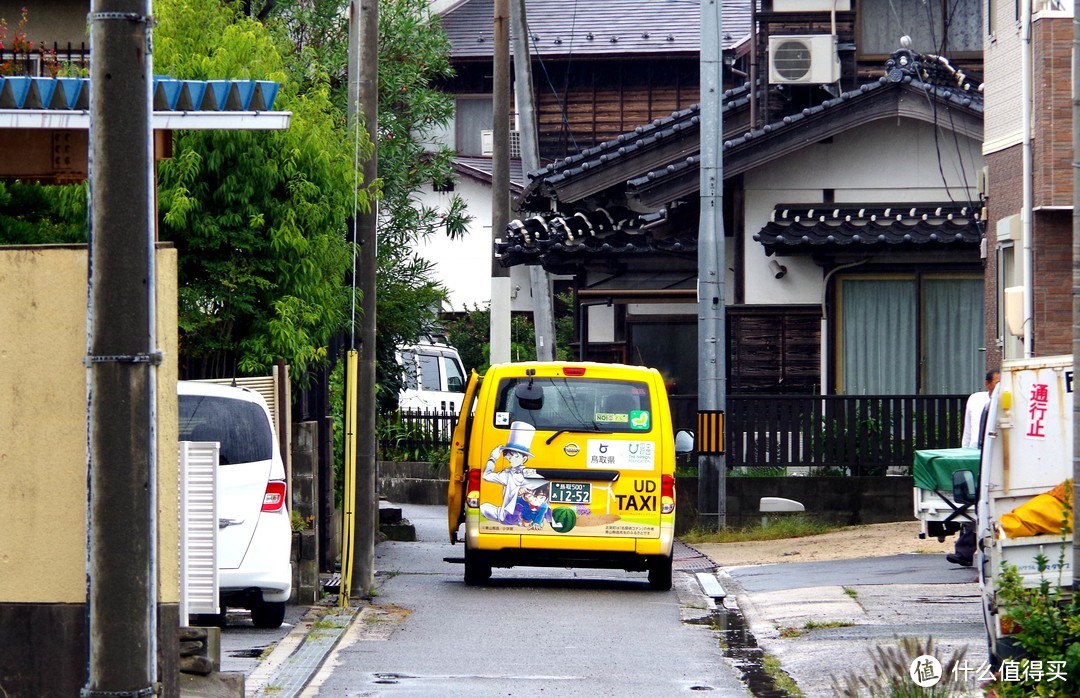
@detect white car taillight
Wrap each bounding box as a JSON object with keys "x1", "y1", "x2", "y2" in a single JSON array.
[{"x1": 263, "y1": 480, "x2": 287, "y2": 512}]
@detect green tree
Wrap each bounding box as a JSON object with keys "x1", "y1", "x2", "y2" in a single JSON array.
[
  {"x1": 153, "y1": 0, "x2": 370, "y2": 385},
  {"x1": 371, "y1": 0, "x2": 470, "y2": 410},
  {"x1": 267, "y1": 0, "x2": 470, "y2": 409},
  {"x1": 0, "y1": 181, "x2": 85, "y2": 243}
]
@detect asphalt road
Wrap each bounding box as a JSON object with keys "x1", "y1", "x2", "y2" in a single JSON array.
[
  {"x1": 216, "y1": 504, "x2": 990, "y2": 697},
  {"x1": 722, "y1": 553, "x2": 986, "y2": 697},
  {"x1": 299, "y1": 503, "x2": 751, "y2": 697}
]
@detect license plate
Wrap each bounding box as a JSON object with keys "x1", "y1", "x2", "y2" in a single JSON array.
[{"x1": 551, "y1": 481, "x2": 591, "y2": 504}]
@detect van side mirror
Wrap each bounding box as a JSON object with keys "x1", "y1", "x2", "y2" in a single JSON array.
[
  {"x1": 952, "y1": 469, "x2": 977, "y2": 505},
  {"x1": 675, "y1": 430, "x2": 695, "y2": 454},
  {"x1": 514, "y1": 382, "x2": 544, "y2": 410}
]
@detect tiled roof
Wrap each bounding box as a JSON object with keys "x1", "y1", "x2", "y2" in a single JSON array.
[
  {"x1": 453, "y1": 156, "x2": 527, "y2": 190},
  {"x1": 0, "y1": 75, "x2": 288, "y2": 130},
  {"x1": 439, "y1": 0, "x2": 751, "y2": 58},
  {"x1": 753, "y1": 204, "x2": 984, "y2": 254},
  {"x1": 495, "y1": 202, "x2": 698, "y2": 271},
  {"x1": 521, "y1": 49, "x2": 981, "y2": 205},
  {"x1": 499, "y1": 50, "x2": 984, "y2": 268}
]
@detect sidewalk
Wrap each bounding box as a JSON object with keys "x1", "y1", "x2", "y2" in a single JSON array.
[{"x1": 239, "y1": 599, "x2": 358, "y2": 698}]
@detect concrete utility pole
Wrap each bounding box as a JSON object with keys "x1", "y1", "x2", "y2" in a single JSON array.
[
  {"x1": 348, "y1": 0, "x2": 378, "y2": 596},
  {"x1": 697, "y1": 0, "x2": 727, "y2": 529},
  {"x1": 85, "y1": 1, "x2": 158, "y2": 694},
  {"x1": 1071, "y1": 3, "x2": 1079, "y2": 594},
  {"x1": 510, "y1": 0, "x2": 556, "y2": 361},
  {"x1": 490, "y1": 0, "x2": 512, "y2": 364}
]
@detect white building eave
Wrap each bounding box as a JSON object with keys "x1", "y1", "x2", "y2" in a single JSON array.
[{"x1": 0, "y1": 109, "x2": 292, "y2": 130}]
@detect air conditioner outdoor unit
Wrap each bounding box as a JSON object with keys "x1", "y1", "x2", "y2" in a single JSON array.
[
  {"x1": 480, "y1": 129, "x2": 521, "y2": 157},
  {"x1": 768, "y1": 34, "x2": 840, "y2": 84}
]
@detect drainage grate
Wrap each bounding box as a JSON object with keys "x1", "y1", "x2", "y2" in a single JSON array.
[{"x1": 674, "y1": 540, "x2": 717, "y2": 572}]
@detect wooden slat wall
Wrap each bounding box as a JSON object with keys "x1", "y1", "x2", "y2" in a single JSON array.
[
  {"x1": 728, "y1": 309, "x2": 821, "y2": 394},
  {"x1": 534, "y1": 59, "x2": 699, "y2": 158}
]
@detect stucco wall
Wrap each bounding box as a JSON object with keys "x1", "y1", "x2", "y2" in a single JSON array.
[
  {"x1": 415, "y1": 177, "x2": 538, "y2": 313},
  {"x1": 0, "y1": 245, "x2": 178, "y2": 605},
  {"x1": 742, "y1": 118, "x2": 983, "y2": 306}
]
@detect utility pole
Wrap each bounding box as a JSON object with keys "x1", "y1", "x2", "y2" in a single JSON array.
[
  {"x1": 697, "y1": 0, "x2": 727, "y2": 529},
  {"x1": 348, "y1": 0, "x2": 378, "y2": 596},
  {"x1": 490, "y1": 0, "x2": 512, "y2": 364},
  {"x1": 85, "y1": 1, "x2": 158, "y2": 695},
  {"x1": 510, "y1": 0, "x2": 556, "y2": 361},
  {"x1": 1070, "y1": 0, "x2": 1079, "y2": 595}
]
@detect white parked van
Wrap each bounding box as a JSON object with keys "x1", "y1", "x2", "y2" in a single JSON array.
[
  {"x1": 178, "y1": 381, "x2": 292, "y2": 628},
  {"x1": 397, "y1": 335, "x2": 467, "y2": 414}
]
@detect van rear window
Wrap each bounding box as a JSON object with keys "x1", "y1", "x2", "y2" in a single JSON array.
[
  {"x1": 493, "y1": 378, "x2": 652, "y2": 432},
  {"x1": 179, "y1": 395, "x2": 273, "y2": 465}
]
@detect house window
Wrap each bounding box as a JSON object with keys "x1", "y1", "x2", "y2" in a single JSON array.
[
  {"x1": 628, "y1": 321, "x2": 696, "y2": 397},
  {"x1": 836, "y1": 273, "x2": 983, "y2": 395},
  {"x1": 858, "y1": 0, "x2": 981, "y2": 57},
  {"x1": 455, "y1": 96, "x2": 493, "y2": 156}
]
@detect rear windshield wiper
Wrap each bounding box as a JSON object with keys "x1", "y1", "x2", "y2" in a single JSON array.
[{"x1": 545, "y1": 427, "x2": 606, "y2": 445}]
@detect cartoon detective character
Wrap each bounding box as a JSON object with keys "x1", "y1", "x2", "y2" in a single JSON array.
[
  {"x1": 517, "y1": 483, "x2": 552, "y2": 530},
  {"x1": 481, "y1": 421, "x2": 541, "y2": 526}
]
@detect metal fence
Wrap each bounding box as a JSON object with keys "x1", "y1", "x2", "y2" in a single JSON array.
[
  {"x1": 1, "y1": 45, "x2": 90, "y2": 77},
  {"x1": 383, "y1": 409, "x2": 458, "y2": 459},
  {"x1": 392, "y1": 394, "x2": 966, "y2": 475}
]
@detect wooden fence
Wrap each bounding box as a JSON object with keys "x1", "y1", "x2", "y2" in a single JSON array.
[
  {"x1": 392, "y1": 393, "x2": 966, "y2": 475},
  {"x1": 723, "y1": 394, "x2": 965, "y2": 475}
]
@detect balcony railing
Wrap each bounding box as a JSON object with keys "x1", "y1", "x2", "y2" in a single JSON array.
[
  {"x1": 0, "y1": 45, "x2": 90, "y2": 77},
  {"x1": 392, "y1": 393, "x2": 966, "y2": 476}
]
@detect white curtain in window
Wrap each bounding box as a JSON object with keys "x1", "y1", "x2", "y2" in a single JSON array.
[
  {"x1": 923, "y1": 278, "x2": 983, "y2": 393},
  {"x1": 841, "y1": 279, "x2": 917, "y2": 394}
]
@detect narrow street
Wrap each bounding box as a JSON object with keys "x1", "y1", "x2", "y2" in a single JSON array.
[{"x1": 217, "y1": 503, "x2": 989, "y2": 697}]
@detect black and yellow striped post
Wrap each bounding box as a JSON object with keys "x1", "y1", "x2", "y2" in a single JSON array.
[{"x1": 696, "y1": 410, "x2": 725, "y2": 455}]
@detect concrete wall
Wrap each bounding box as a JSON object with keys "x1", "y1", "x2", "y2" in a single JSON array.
[
  {"x1": 675, "y1": 476, "x2": 916, "y2": 532},
  {"x1": 0, "y1": 245, "x2": 179, "y2": 696},
  {"x1": 378, "y1": 461, "x2": 449, "y2": 506}
]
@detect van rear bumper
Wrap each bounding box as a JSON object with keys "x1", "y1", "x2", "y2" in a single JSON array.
[
  {"x1": 467, "y1": 521, "x2": 674, "y2": 573},
  {"x1": 475, "y1": 547, "x2": 668, "y2": 573}
]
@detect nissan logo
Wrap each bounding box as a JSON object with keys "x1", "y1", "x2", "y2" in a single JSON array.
[{"x1": 563, "y1": 443, "x2": 581, "y2": 457}]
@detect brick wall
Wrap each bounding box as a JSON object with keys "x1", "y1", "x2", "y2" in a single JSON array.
[
  {"x1": 1033, "y1": 17, "x2": 1074, "y2": 207},
  {"x1": 1033, "y1": 210, "x2": 1073, "y2": 354}
]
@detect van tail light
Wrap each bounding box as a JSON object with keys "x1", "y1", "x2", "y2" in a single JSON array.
[
  {"x1": 466, "y1": 469, "x2": 481, "y2": 508},
  {"x1": 563, "y1": 367, "x2": 586, "y2": 376},
  {"x1": 262, "y1": 480, "x2": 287, "y2": 513},
  {"x1": 660, "y1": 475, "x2": 675, "y2": 514}
]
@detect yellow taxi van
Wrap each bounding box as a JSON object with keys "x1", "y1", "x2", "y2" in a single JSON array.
[{"x1": 447, "y1": 361, "x2": 693, "y2": 590}]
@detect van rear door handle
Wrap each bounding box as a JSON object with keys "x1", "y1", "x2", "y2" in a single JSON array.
[{"x1": 219, "y1": 518, "x2": 245, "y2": 529}]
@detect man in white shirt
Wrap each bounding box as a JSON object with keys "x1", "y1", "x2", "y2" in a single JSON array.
[
  {"x1": 948, "y1": 369, "x2": 1001, "y2": 566},
  {"x1": 961, "y1": 370, "x2": 1000, "y2": 449}
]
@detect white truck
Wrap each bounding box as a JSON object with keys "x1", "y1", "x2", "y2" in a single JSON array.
[
  {"x1": 958, "y1": 355, "x2": 1074, "y2": 662},
  {"x1": 396, "y1": 334, "x2": 467, "y2": 414}
]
